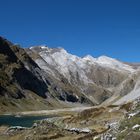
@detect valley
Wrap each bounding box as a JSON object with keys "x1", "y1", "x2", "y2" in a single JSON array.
[{"x1": 0, "y1": 36, "x2": 140, "y2": 140}]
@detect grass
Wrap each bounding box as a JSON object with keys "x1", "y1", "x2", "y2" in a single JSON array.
[{"x1": 116, "y1": 108, "x2": 140, "y2": 140}]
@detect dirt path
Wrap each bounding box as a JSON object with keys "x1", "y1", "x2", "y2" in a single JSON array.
[{"x1": 17, "y1": 106, "x2": 93, "y2": 116}]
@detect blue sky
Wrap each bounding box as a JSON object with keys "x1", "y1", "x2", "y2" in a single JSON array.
[{"x1": 0, "y1": 0, "x2": 140, "y2": 62}]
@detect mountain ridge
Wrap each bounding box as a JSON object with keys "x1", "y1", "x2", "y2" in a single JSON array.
[
  {"x1": 28, "y1": 45, "x2": 140, "y2": 106},
  {"x1": 1, "y1": 37, "x2": 140, "y2": 140},
  {"x1": 1, "y1": 37, "x2": 140, "y2": 114}
]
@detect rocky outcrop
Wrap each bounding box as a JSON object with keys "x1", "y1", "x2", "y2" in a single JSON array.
[{"x1": 0, "y1": 37, "x2": 49, "y2": 99}]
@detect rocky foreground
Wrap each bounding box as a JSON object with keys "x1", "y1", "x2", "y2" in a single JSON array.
[{"x1": 0, "y1": 98, "x2": 140, "y2": 140}]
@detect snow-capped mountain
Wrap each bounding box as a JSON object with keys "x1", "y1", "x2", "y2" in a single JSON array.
[
  {"x1": 31, "y1": 46, "x2": 134, "y2": 72},
  {"x1": 27, "y1": 45, "x2": 139, "y2": 105},
  {"x1": 1, "y1": 37, "x2": 140, "y2": 139},
  {"x1": 29, "y1": 46, "x2": 135, "y2": 85},
  {"x1": 1, "y1": 36, "x2": 140, "y2": 113},
  {"x1": 83, "y1": 55, "x2": 135, "y2": 72}
]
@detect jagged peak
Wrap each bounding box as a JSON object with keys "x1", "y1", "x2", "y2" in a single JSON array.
[
  {"x1": 97, "y1": 55, "x2": 118, "y2": 62},
  {"x1": 29, "y1": 45, "x2": 135, "y2": 73},
  {"x1": 83, "y1": 55, "x2": 96, "y2": 61},
  {"x1": 30, "y1": 45, "x2": 48, "y2": 50},
  {"x1": 30, "y1": 45, "x2": 68, "y2": 54}
]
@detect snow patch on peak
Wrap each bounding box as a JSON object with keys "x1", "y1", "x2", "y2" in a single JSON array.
[
  {"x1": 31, "y1": 46, "x2": 135, "y2": 78},
  {"x1": 97, "y1": 56, "x2": 135, "y2": 72},
  {"x1": 97, "y1": 55, "x2": 121, "y2": 66},
  {"x1": 30, "y1": 46, "x2": 34, "y2": 49},
  {"x1": 30, "y1": 45, "x2": 47, "y2": 49},
  {"x1": 57, "y1": 47, "x2": 68, "y2": 54},
  {"x1": 83, "y1": 55, "x2": 96, "y2": 62},
  {"x1": 83, "y1": 55, "x2": 135, "y2": 73},
  {"x1": 41, "y1": 46, "x2": 48, "y2": 49},
  {"x1": 98, "y1": 55, "x2": 115, "y2": 61}
]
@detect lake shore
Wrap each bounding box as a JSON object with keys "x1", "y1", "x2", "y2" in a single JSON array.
[
  {"x1": 16, "y1": 106, "x2": 93, "y2": 116},
  {"x1": 1, "y1": 106, "x2": 93, "y2": 116}
]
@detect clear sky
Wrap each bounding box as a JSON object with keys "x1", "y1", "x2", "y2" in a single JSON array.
[{"x1": 0, "y1": 0, "x2": 140, "y2": 62}]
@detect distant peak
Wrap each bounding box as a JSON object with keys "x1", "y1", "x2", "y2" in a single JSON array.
[
  {"x1": 97, "y1": 56, "x2": 123, "y2": 66},
  {"x1": 98, "y1": 55, "x2": 113, "y2": 59},
  {"x1": 83, "y1": 55, "x2": 96, "y2": 61},
  {"x1": 55, "y1": 47, "x2": 67, "y2": 53},
  {"x1": 30, "y1": 45, "x2": 48, "y2": 50},
  {"x1": 40, "y1": 46, "x2": 48, "y2": 49}
]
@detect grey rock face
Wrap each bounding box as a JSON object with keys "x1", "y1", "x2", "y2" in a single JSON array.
[
  {"x1": 27, "y1": 46, "x2": 138, "y2": 105},
  {"x1": 1, "y1": 36, "x2": 140, "y2": 112}
]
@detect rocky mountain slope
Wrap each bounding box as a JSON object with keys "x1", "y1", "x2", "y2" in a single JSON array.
[
  {"x1": 1, "y1": 36, "x2": 140, "y2": 114},
  {"x1": 1, "y1": 37, "x2": 140, "y2": 140},
  {"x1": 0, "y1": 37, "x2": 100, "y2": 113},
  {"x1": 27, "y1": 45, "x2": 140, "y2": 106},
  {"x1": 0, "y1": 37, "x2": 53, "y2": 113},
  {"x1": 2, "y1": 99, "x2": 140, "y2": 140}
]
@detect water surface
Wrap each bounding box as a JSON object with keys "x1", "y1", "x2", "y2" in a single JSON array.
[{"x1": 0, "y1": 115, "x2": 51, "y2": 127}]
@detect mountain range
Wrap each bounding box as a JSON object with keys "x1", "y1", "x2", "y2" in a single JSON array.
[{"x1": 0, "y1": 36, "x2": 140, "y2": 114}]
